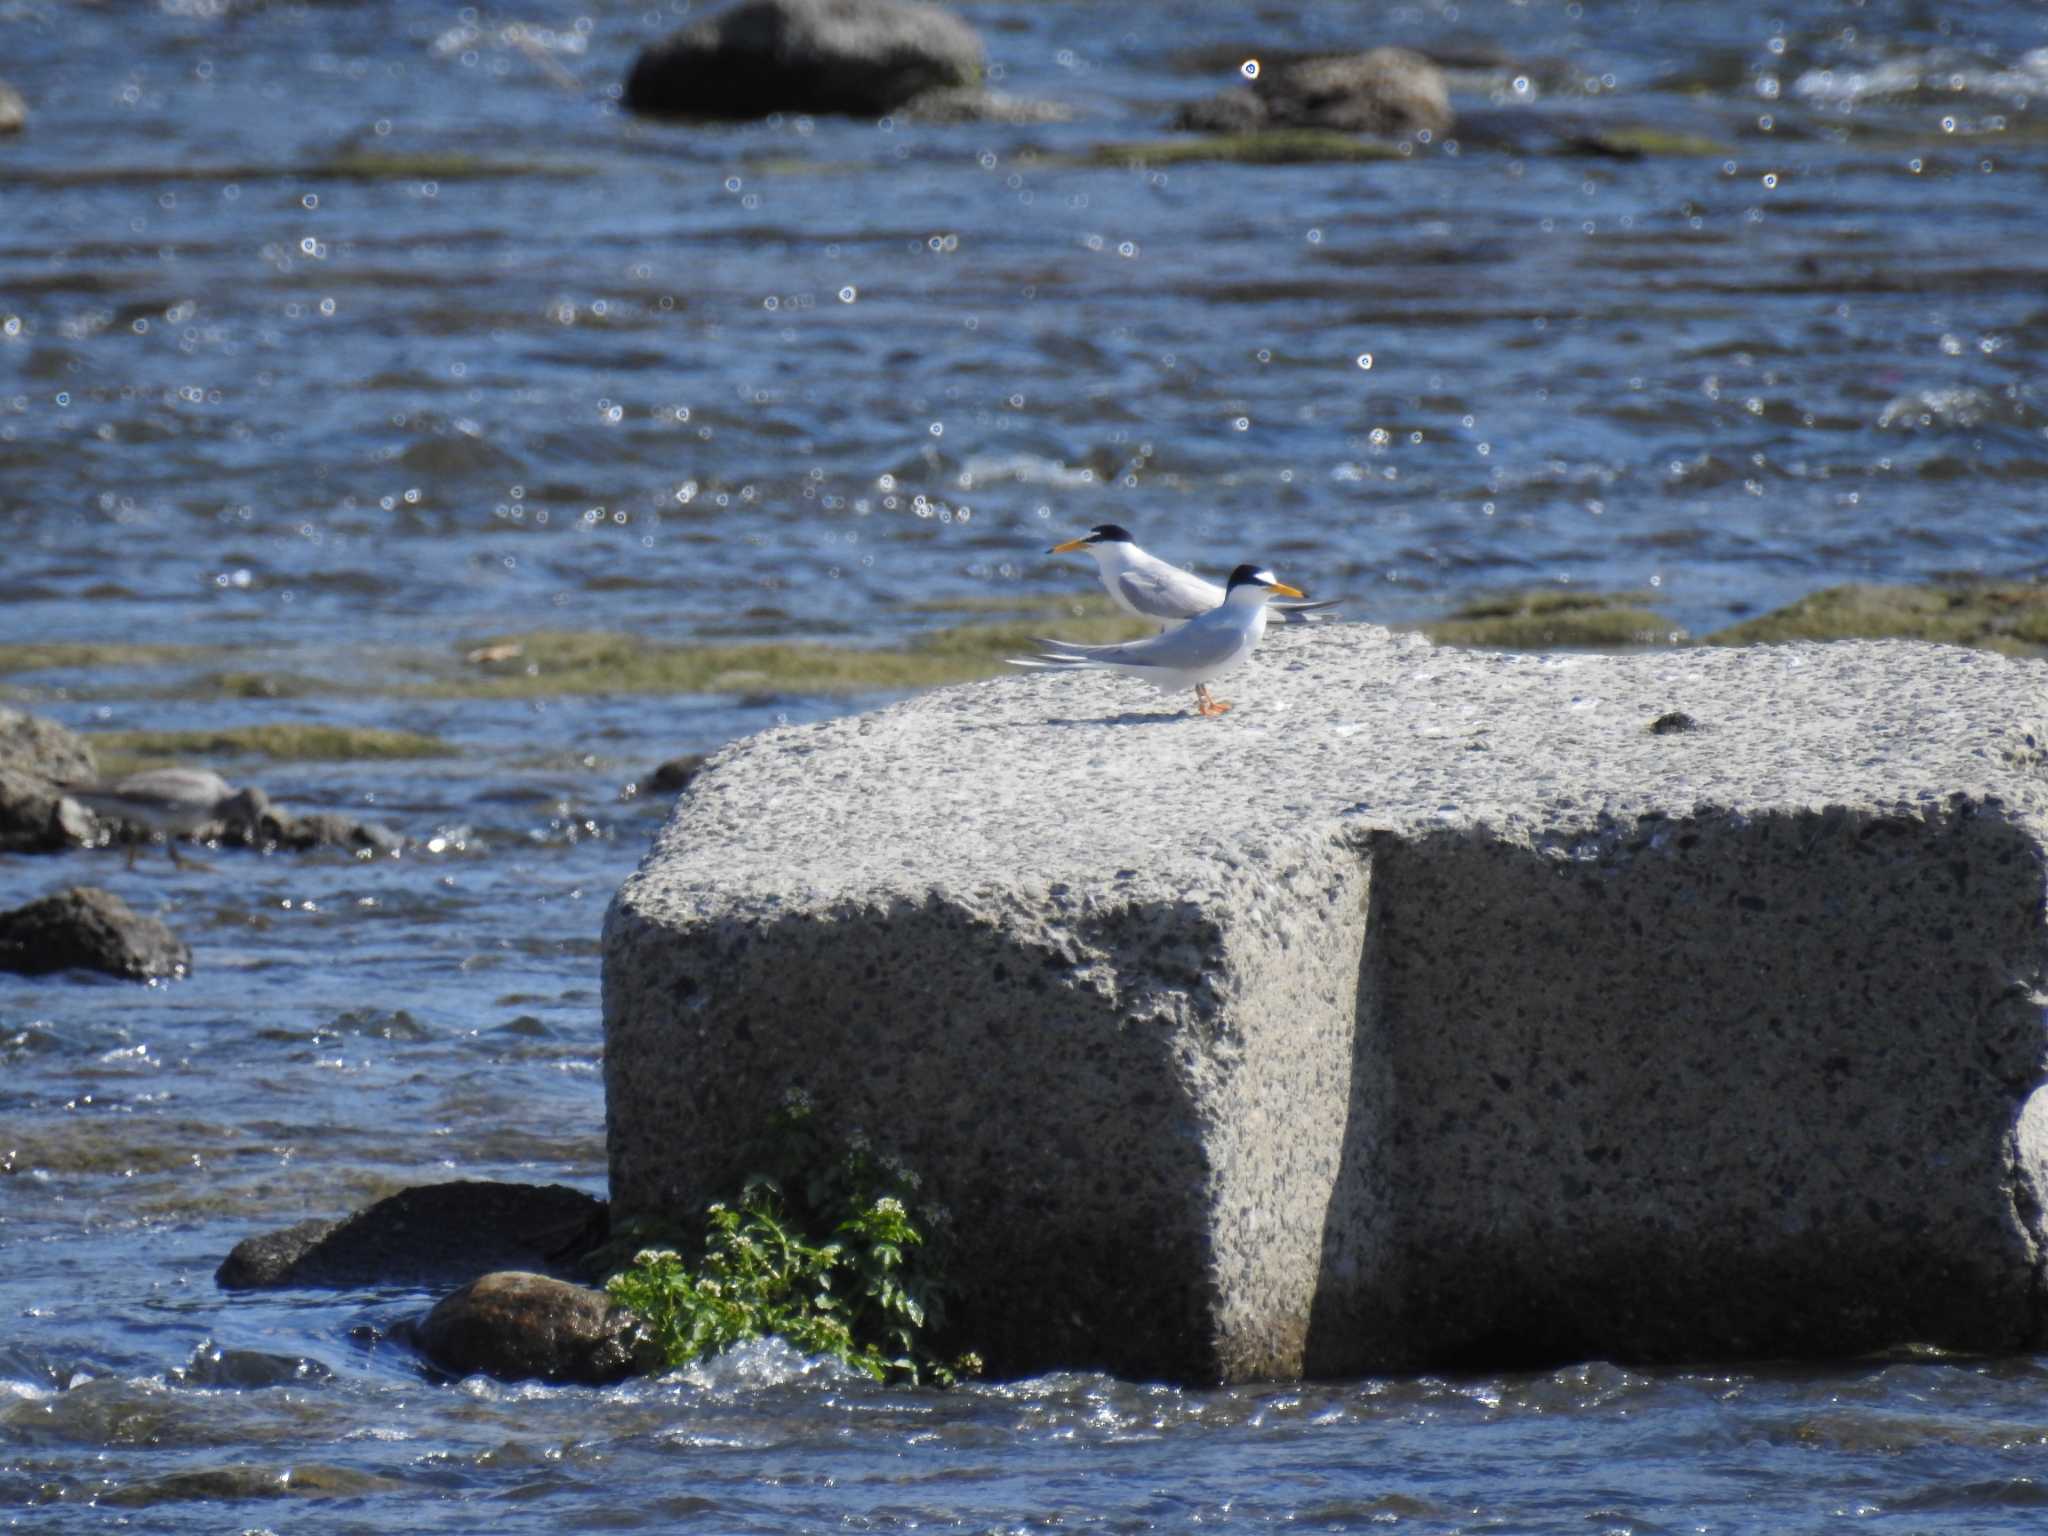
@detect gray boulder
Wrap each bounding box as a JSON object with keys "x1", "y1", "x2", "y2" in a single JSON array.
[
  {"x1": 625, "y1": 0, "x2": 983, "y2": 120},
  {"x1": 0, "y1": 886, "x2": 190, "y2": 980},
  {"x1": 0, "y1": 766, "x2": 93, "y2": 854},
  {"x1": 415, "y1": 1271, "x2": 663, "y2": 1384},
  {"x1": 217, "y1": 1180, "x2": 606, "y2": 1289},
  {"x1": 603, "y1": 627, "x2": 2048, "y2": 1382},
  {"x1": 1175, "y1": 48, "x2": 1454, "y2": 137},
  {"x1": 0, "y1": 706, "x2": 96, "y2": 784}
]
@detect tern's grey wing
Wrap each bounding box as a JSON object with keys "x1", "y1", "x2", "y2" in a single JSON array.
[
  {"x1": 111, "y1": 767, "x2": 234, "y2": 798},
  {"x1": 1071, "y1": 616, "x2": 1249, "y2": 672},
  {"x1": 1114, "y1": 563, "x2": 1222, "y2": 623}
]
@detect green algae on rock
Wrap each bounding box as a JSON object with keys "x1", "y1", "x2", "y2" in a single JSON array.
[
  {"x1": 90, "y1": 723, "x2": 454, "y2": 764},
  {"x1": 1560, "y1": 125, "x2": 1733, "y2": 158},
  {"x1": 1090, "y1": 130, "x2": 1408, "y2": 167},
  {"x1": 0, "y1": 641, "x2": 212, "y2": 673},
  {"x1": 1704, "y1": 583, "x2": 2048, "y2": 654},
  {"x1": 1423, "y1": 589, "x2": 1686, "y2": 649},
  {"x1": 434, "y1": 614, "x2": 1156, "y2": 699}
]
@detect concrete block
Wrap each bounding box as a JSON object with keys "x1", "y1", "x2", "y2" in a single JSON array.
[{"x1": 603, "y1": 628, "x2": 2048, "y2": 1380}]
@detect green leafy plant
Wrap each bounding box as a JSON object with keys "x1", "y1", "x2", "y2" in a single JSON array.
[{"x1": 606, "y1": 1098, "x2": 980, "y2": 1386}]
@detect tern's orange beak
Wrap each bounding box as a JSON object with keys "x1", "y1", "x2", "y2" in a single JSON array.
[
  {"x1": 1268, "y1": 581, "x2": 1305, "y2": 599},
  {"x1": 1048, "y1": 537, "x2": 1091, "y2": 554}
]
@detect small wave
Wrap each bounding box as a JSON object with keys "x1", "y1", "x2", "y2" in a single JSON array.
[
  {"x1": 678, "y1": 1336, "x2": 865, "y2": 1393},
  {"x1": 1793, "y1": 47, "x2": 2048, "y2": 110},
  {"x1": 1877, "y1": 386, "x2": 2002, "y2": 431},
  {"x1": 956, "y1": 453, "x2": 1098, "y2": 491},
  {"x1": 430, "y1": 22, "x2": 590, "y2": 63}
]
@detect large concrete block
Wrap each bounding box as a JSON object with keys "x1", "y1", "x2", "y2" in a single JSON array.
[{"x1": 603, "y1": 629, "x2": 2048, "y2": 1381}]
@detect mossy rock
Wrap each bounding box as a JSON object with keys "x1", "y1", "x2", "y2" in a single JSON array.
[
  {"x1": 1424, "y1": 590, "x2": 1686, "y2": 649},
  {"x1": 0, "y1": 641, "x2": 211, "y2": 673},
  {"x1": 1089, "y1": 131, "x2": 1407, "y2": 167},
  {"x1": 7, "y1": 155, "x2": 589, "y2": 191},
  {"x1": 182, "y1": 671, "x2": 334, "y2": 701},
  {"x1": 314, "y1": 151, "x2": 591, "y2": 182},
  {"x1": 89, "y1": 723, "x2": 454, "y2": 764},
  {"x1": 1703, "y1": 584, "x2": 2048, "y2": 654},
  {"x1": 1562, "y1": 125, "x2": 1733, "y2": 159},
  {"x1": 429, "y1": 613, "x2": 1157, "y2": 700},
  {"x1": 908, "y1": 614, "x2": 1153, "y2": 659}
]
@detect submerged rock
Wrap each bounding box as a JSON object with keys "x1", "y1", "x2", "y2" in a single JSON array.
[
  {"x1": 261, "y1": 809, "x2": 405, "y2": 856},
  {"x1": 415, "y1": 1271, "x2": 663, "y2": 1384},
  {"x1": 641, "y1": 753, "x2": 709, "y2": 796},
  {"x1": 0, "y1": 886, "x2": 190, "y2": 980},
  {"x1": 604, "y1": 626, "x2": 2048, "y2": 1382},
  {"x1": 1174, "y1": 49, "x2": 1453, "y2": 138},
  {"x1": 625, "y1": 0, "x2": 984, "y2": 120},
  {"x1": 217, "y1": 1181, "x2": 607, "y2": 1290},
  {"x1": 172, "y1": 1339, "x2": 335, "y2": 1389}
]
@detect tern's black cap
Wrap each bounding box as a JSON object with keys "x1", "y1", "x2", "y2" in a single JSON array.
[
  {"x1": 1225, "y1": 563, "x2": 1272, "y2": 590},
  {"x1": 1087, "y1": 524, "x2": 1134, "y2": 543}
]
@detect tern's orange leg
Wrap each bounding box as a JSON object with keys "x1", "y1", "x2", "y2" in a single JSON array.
[{"x1": 1194, "y1": 684, "x2": 1233, "y2": 717}]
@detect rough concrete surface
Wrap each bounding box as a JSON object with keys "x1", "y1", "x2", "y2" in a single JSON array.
[{"x1": 603, "y1": 626, "x2": 2048, "y2": 1381}]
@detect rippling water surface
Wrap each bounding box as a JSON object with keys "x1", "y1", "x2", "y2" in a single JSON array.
[{"x1": 4, "y1": 1, "x2": 2048, "y2": 1530}]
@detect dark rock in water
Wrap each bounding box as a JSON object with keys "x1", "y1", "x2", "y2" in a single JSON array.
[
  {"x1": 214, "y1": 1217, "x2": 344, "y2": 1289},
  {"x1": 68, "y1": 788, "x2": 402, "y2": 860},
  {"x1": 0, "y1": 886, "x2": 190, "y2": 980},
  {"x1": 0, "y1": 766, "x2": 91, "y2": 854},
  {"x1": 172, "y1": 1339, "x2": 335, "y2": 1389},
  {"x1": 643, "y1": 753, "x2": 709, "y2": 795},
  {"x1": 415, "y1": 1270, "x2": 664, "y2": 1384},
  {"x1": 0, "y1": 706, "x2": 97, "y2": 785},
  {"x1": 1174, "y1": 49, "x2": 1453, "y2": 138},
  {"x1": 263, "y1": 809, "x2": 405, "y2": 856},
  {"x1": 625, "y1": 0, "x2": 984, "y2": 120},
  {"x1": 0, "y1": 80, "x2": 24, "y2": 135},
  {"x1": 216, "y1": 1181, "x2": 607, "y2": 1290}
]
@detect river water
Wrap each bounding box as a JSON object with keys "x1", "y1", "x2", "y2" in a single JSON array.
[{"x1": 4, "y1": 0, "x2": 2047, "y2": 1530}]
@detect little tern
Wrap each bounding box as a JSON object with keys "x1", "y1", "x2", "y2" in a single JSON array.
[
  {"x1": 1047, "y1": 525, "x2": 1337, "y2": 629},
  {"x1": 1008, "y1": 564, "x2": 1302, "y2": 716},
  {"x1": 62, "y1": 768, "x2": 272, "y2": 869}
]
